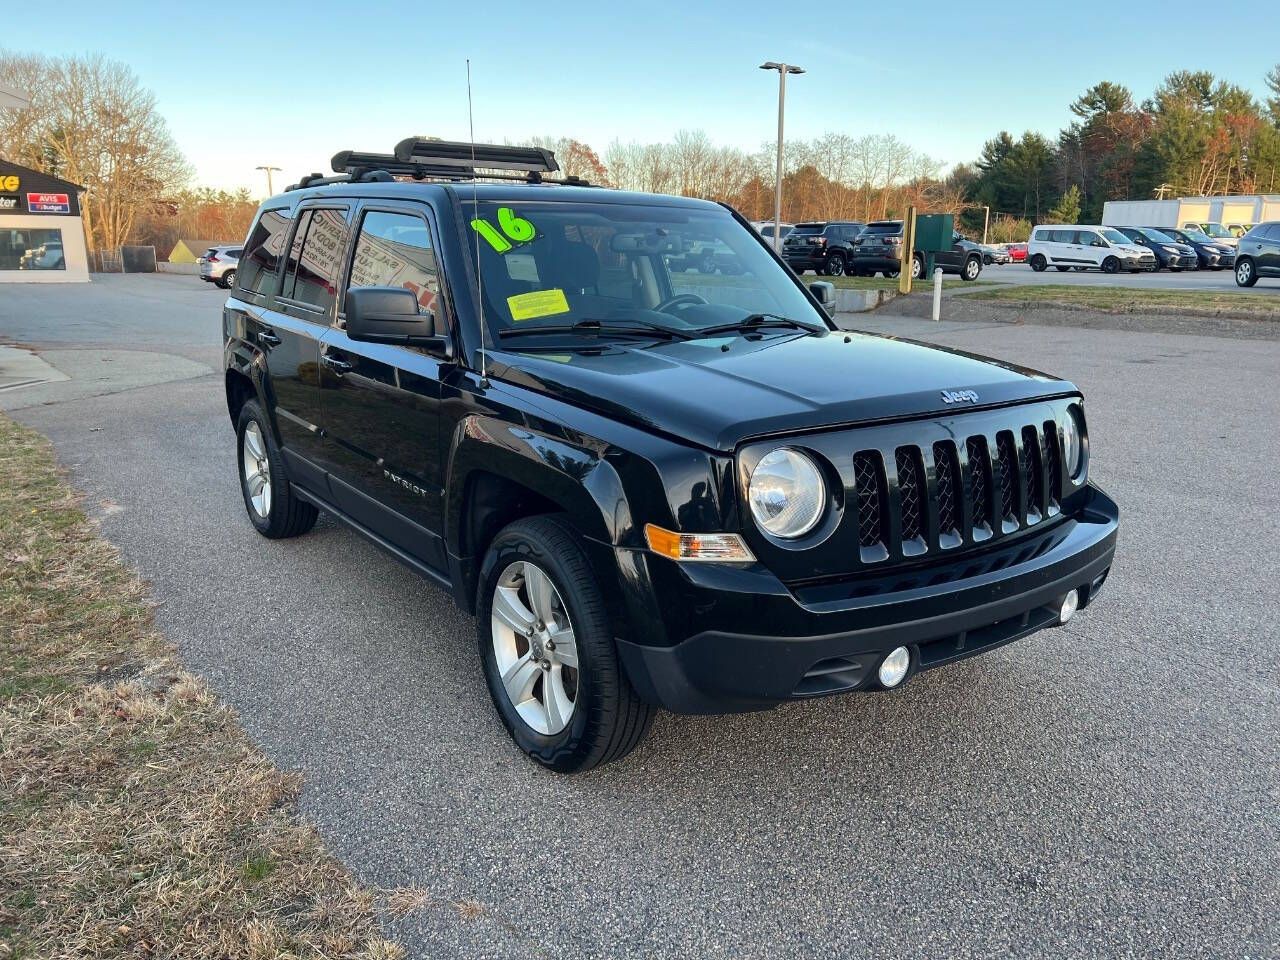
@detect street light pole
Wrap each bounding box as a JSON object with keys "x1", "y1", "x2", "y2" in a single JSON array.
[
  {"x1": 255, "y1": 165, "x2": 282, "y2": 196},
  {"x1": 760, "y1": 62, "x2": 805, "y2": 252}
]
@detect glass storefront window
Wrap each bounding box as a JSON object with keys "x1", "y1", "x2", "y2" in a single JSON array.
[{"x1": 1, "y1": 228, "x2": 66, "y2": 270}]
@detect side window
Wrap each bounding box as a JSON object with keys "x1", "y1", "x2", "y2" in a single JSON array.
[
  {"x1": 291, "y1": 208, "x2": 350, "y2": 311},
  {"x1": 347, "y1": 209, "x2": 439, "y2": 314},
  {"x1": 237, "y1": 207, "x2": 292, "y2": 295},
  {"x1": 1050, "y1": 229, "x2": 1074, "y2": 243},
  {"x1": 280, "y1": 210, "x2": 314, "y2": 301},
  {"x1": 1265, "y1": 224, "x2": 1280, "y2": 242}
]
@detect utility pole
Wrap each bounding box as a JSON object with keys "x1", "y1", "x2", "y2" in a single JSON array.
[
  {"x1": 760, "y1": 62, "x2": 805, "y2": 251},
  {"x1": 255, "y1": 165, "x2": 282, "y2": 196}
]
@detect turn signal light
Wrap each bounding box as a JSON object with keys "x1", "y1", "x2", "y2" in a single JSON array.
[{"x1": 644, "y1": 524, "x2": 755, "y2": 563}]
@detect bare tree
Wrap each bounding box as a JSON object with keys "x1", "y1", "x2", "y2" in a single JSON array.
[{"x1": 0, "y1": 51, "x2": 190, "y2": 252}]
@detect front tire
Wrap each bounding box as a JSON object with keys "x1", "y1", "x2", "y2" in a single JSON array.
[
  {"x1": 1236, "y1": 258, "x2": 1258, "y2": 287},
  {"x1": 1101, "y1": 257, "x2": 1120, "y2": 274},
  {"x1": 236, "y1": 399, "x2": 318, "y2": 538},
  {"x1": 476, "y1": 516, "x2": 654, "y2": 773}
]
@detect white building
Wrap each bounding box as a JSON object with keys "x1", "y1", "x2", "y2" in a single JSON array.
[
  {"x1": 1102, "y1": 195, "x2": 1280, "y2": 233},
  {"x1": 0, "y1": 160, "x2": 89, "y2": 282}
]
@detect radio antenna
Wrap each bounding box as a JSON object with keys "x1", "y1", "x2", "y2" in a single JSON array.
[{"x1": 467, "y1": 58, "x2": 489, "y2": 387}]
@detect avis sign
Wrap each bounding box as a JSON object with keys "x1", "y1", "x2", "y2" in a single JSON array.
[{"x1": 27, "y1": 193, "x2": 71, "y2": 214}]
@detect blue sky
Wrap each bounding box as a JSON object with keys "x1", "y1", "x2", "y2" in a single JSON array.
[{"x1": 13, "y1": 1, "x2": 1279, "y2": 195}]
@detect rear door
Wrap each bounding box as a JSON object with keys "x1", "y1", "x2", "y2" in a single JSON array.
[
  {"x1": 1258, "y1": 224, "x2": 1280, "y2": 275},
  {"x1": 232, "y1": 205, "x2": 329, "y2": 489},
  {"x1": 316, "y1": 203, "x2": 451, "y2": 571}
]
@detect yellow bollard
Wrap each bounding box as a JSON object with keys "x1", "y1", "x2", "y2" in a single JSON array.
[{"x1": 899, "y1": 206, "x2": 917, "y2": 295}]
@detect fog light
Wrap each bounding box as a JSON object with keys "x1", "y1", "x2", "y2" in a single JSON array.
[
  {"x1": 1058, "y1": 589, "x2": 1079, "y2": 624},
  {"x1": 878, "y1": 646, "x2": 910, "y2": 688}
]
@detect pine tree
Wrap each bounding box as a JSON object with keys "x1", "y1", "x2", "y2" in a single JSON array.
[{"x1": 1046, "y1": 185, "x2": 1082, "y2": 224}]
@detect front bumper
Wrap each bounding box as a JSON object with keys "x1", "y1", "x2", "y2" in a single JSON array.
[{"x1": 617, "y1": 486, "x2": 1118, "y2": 714}]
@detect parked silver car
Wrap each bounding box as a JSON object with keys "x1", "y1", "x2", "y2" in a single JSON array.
[{"x1": 199, "y1": 244, "x2": 241, "y2": 288}]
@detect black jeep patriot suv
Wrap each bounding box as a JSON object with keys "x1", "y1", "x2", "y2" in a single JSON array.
[{"x1": 224, "y1": 140, "x2": 1119, "y2": 772}]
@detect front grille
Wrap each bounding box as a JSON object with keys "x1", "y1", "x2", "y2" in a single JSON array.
[
  {"x1": 852, "y1": 452, "x2": 887, "y2": 548},
  {"x1": 848, "y1": 409, "x2": 1070, "y2": 565},
  {"x1": 966, "y1": 436, "x2": 992, "y2": 533},
  {"x1": 996, "y1": 431, "x2": 1018, "y2": 525},
  {"x1": 933, "y1": 441, "x2": 961, "y2": 538},
  {"x1": 895, "y1": 447, "x2": 923, "y2": 545}
]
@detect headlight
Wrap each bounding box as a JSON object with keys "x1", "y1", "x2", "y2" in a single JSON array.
[
  {"x1": 748, "y1": 448, "x2": 825, "y2": 538},
  {"x1": 1162, "y1": 245, "x2": 1178, "y2": 253},
  {"x1": 1062, "y1": 408, "x2": 1084, "y2": 482}
]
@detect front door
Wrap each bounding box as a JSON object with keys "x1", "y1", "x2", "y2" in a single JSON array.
[
  {"x1": 232, "y1": 205, "x2": 329, "y2": 488},
  {"x1": 317, "y1": 204, "x2": 450, "y2": 572}
]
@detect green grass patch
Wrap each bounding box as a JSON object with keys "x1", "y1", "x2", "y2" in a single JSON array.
[{"x1": 956, "y1": 284, "x2": 1280, "y2": 318}]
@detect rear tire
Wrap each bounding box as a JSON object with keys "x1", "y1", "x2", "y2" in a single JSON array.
[
  {"x1": 962, "y1": 256, "x2": 981, "y2": 281},
  {"x1": 476, "y1": 516, "x2": 654, "y2": 773},
  {"x1": 1236, "y1": 258, "x2": 1258, "y2": 287},
  {"x1": 1030, "y1": 254, "x2": 1047, "y2": 272},
  {"x1": 236, "y1": 399, "x2": 318, "y2": 539},
  {"x1": 822, "y1": 253, "x2": 846, "y2": 277}
]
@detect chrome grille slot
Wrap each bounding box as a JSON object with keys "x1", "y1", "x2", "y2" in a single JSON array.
[
  {"x1": 932, "y1": 441, "x2": 962, "y2": 548},
  {"x1": 895, "y1": 446, "x2": 926, "y2": 555},
  {"x1": 852, "y1": 451, "x2": 889, "y2": 563}
]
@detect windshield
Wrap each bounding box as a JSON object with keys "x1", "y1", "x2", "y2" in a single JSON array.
[
  {"x1": 1201, "y1": 223, "x2": 1232, "y2": 238},
  {"x1": 465, "y1": 200, "x2": 825, "y2": 345},
  {"x1": 1140, "y1": 229, "x2": 1176, "y2": 243},
  {"x1": 1101, "y1": 228, "x2": 1131, "y2": 244},
  {"x1": 1182, "y1": 229, "x2": 1212, "y2": 243}
]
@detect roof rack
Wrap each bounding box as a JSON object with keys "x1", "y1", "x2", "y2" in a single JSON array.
[
  {"x1": 393, "y1": 138, "x2": 559, "y2": 173},
  {"x1": 330, "y1": 150, "x2": 475, "y2": 180},
  {"x1": 287, "y1": 139, "x2": 595, "y2": 192}
]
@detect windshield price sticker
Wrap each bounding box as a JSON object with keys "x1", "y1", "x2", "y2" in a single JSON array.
[
  {"x1": 471, "y1": 207, "x2": 536, "y2": 253},
  {"x1": 507, "y1": 288, "x2": 570, "y2": 322}
]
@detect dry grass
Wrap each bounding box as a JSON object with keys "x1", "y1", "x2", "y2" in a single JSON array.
[
  {"x1": 957, "y1": 283, "x2": 1280, "y2": 318},
  {"x1": 0, "y1": 413, "x2": 405, "y2": 959}
]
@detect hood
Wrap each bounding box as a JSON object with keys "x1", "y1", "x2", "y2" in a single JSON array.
[
  {"x1": 1118, "y1": 243, "x2": 1152, "y2": 256},
  {"x1": 491, "y1": 330, "x2": 1075, "y2": 451}
]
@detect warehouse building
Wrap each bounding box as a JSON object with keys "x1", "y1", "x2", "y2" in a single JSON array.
[{"x1": 0, "y1": 160, "x2": 89, "y2": 282}]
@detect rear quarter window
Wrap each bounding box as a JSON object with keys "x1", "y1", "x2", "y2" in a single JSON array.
[{"x1": 237, "y1": 207, "x2": 293, "y2": 295}]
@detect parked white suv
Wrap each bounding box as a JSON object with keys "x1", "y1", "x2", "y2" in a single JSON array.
[{"x1": 1027, "y1": 225, "x2": 1156, "y2": 274}]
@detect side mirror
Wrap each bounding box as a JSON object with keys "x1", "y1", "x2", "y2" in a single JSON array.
[
  {"x1": 809, "y1": 280, "x2": 835, "y2": 307},
  {"x1": 345, "y1": 286, "x2": 447, "y2": 354}
]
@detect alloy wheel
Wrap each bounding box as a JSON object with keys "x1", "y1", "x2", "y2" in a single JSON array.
[
  {"x1": 241, "y1": 421, "x2": 272, "y2": 518},
  {"x1": 490, "y1": 560, "x2": 579, "y2": 735},
  {"x1": 965, "y1": 258, "x2": 980, "y2": 279}
]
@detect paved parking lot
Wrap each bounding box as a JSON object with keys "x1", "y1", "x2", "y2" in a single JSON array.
[
  {"x1": 4, "y1": 276, "x2": 1278, "y2": 958},
  {"x1": 980, "y1": 261, "x2": 1271, "y2": 292}
]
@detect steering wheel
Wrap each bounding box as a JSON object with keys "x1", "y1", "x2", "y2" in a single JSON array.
[{"x1": 655, "y1": 293, "x2": 708, "y2": 313}]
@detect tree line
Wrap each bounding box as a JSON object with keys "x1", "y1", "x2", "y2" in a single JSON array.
[{"x1": 3, "y1": 49, "x2": 1278, "y2": 255}]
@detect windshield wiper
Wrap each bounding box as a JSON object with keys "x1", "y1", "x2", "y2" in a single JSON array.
[
  {"x1": 694, "y1": 313, "x2": 827, "y2": 338},
  {"x1": 497, "y1": 318, "x2": 694, "y2": 342}
]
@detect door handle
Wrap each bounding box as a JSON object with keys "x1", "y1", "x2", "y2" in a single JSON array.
[
  {"x1": 257, "y1": 330, "x2": 281, "y2": 348},
  {"x1": 320, "y1": 354, "x2": 353, "y2": 374}
]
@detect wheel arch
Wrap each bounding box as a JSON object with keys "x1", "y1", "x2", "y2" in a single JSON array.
[{"x1": 445, "y1": 416, "x2": 630, "y2": 615}]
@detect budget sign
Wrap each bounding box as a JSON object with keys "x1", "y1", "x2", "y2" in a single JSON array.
[{"x1": 27, "y1": 192, "x2": 71, "y2": 214}]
